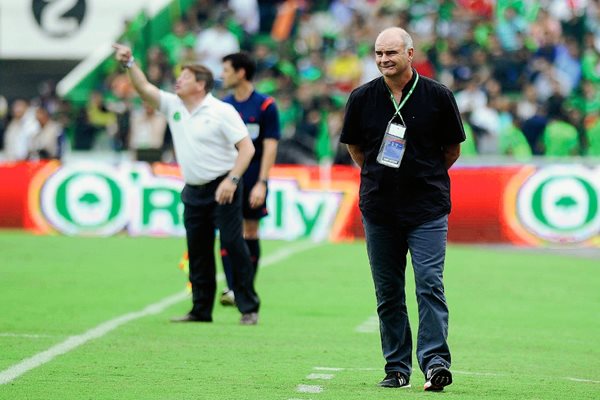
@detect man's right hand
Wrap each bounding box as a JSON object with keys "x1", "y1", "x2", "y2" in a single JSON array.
[
  {"x1": 112, "y1": 43, "x2": 132, "y2": 66},
  {"x1": 111, "y1": 43, "x2": 160, "y2": 109}
]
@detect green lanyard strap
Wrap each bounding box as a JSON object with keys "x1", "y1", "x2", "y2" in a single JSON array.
[{"x1": 385, "y1": 72, "x2": 420, "y2": 121}]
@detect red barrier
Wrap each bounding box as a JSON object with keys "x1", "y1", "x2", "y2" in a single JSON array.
[
  {"x1": 448, "y1": 166, "x2": 531, "y2": 244},
  {"x1": 1, "y1": 161, "x2": 598, "y2": 247},
  {"x1": 0, "y1": 162, "x2": 50, "y2": 228}
]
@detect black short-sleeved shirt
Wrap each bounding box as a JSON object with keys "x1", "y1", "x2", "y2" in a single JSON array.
[{"x1": 340, "y1": 71, "x2": 465, "y2": 227}]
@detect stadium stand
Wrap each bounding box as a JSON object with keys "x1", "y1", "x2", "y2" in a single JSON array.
[{"x1": 2, "y1": 0, "x2": 600, "y2": 162}]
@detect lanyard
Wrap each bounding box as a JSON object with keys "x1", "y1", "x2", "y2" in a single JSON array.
[{"x1": 385, "y1": 72, "x2": 419, "y2": 124}]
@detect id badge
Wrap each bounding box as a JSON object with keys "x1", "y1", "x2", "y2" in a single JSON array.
[{"x1": 377, "y1": 122, "x2": 407, "y2": 168}]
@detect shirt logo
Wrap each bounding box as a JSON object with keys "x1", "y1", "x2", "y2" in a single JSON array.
[{"x1": 173, "y1": 112, "x2": 181, "y2": 122}]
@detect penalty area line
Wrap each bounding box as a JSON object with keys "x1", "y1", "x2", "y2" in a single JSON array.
[{"x1": 0, "y1": 240, "x2": 322, "y2": 385}]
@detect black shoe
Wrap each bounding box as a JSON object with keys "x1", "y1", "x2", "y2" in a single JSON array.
[
  {"x1": 424, "y1": 365, "x2": 452, "y2": 391},
  {"x1": 170, "y1": 313, "x2": 212, "y2": 323},
  {"x1": 379, "y1": 372, "x2": 410, "y2": 388}
]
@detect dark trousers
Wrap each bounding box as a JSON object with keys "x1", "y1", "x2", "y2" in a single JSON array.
[
  {"x1": 182, "y1": 179, "x2": 260, "y2": 319},
  {"x1": 363, "y1": 214, "x2": 451, "y2": 377}
]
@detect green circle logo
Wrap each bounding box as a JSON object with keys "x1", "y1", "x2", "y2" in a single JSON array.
[
  {"x1": 41, "y1": 164, "x2": 129, "y2": 236},
  {"x1": 173, "y1": 111, "x2": 181, "y2": 121},
  {"x1": 517, "y1": 166, "x2": 600, "y2": 243}
]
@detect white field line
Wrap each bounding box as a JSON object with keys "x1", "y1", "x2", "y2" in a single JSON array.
[
  {"x1": 354, "y1": 313, "x2": 600, "y2": 384},
  {"x1": 313, "y1": 367, "x2": 598, "y2": 385},
  {"x1": 313, "y1": 366, "x2": 344, "y2": 371},
  {"x1": 565, "y1": 377, "x2": 600, "y2": 384},
  {"x1": 0, "y1": 291, "x2": 188, "y2": 385},
  {"x1": 0, "y1": 333, "x2": 56, "y2": 339},
  {"x1": 0, "y1": 240, "x2": 321, "y2": 385},
  {"x1": 355, "y1": 315, "x2": 379, "y2": 333},
  {"x1": 306, "y1": 373, "x2": 334, "y2": 380},
  {"x1": 260, "y1": 240, "x2": 321, "y2": 267},
  {"x1": 455, "y1": 370, "x2": 599, "y2": 384},
  {"x1": 296, "y1": 384, "x2": 323, "y2": 393}
]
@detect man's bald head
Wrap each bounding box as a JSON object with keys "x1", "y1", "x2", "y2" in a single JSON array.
[{"x1": 375, "y1": 28, "x2": 414, "y2": 55}]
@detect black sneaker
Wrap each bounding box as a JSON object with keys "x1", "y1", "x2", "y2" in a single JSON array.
[
  {"x1": 424, "y1": 365, "x2": 452, "y2": 391},
  {"x1": 379, "y1": 372, "x2": 410, "y2": 388},
  {"x1": 169, "y1": 313, "x2": 212, "y2": 323}
]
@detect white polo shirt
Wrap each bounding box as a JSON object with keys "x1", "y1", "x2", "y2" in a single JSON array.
[{"x1": 159, "y1": 91, "x2": 249, "y2": 185}]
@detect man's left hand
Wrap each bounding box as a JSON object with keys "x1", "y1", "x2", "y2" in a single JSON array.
[{"x1": 249, "y1": 182, "x2": 267, "y2": 209}]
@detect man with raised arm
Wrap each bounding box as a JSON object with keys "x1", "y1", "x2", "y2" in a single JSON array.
[{"x1": 112, "y1": 43, "x2": 260, "y2": 325}]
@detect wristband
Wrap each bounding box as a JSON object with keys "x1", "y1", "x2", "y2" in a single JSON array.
[{"x1": 124, "y1": 56, "x2": 135, "y2": 69}]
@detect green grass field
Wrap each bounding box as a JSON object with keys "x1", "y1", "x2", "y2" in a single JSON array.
[{"x1": 0, "y1": 230, "x2": 598, "y2": 399}]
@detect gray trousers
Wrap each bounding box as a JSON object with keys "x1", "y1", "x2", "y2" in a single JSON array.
[{"x1": 363, "y1": 214, "x2": 451, "y2": 377}]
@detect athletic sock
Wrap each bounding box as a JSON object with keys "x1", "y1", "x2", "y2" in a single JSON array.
[
  {"x1": 220, "y1": 247, "x2": 234, "y2": 290},
  {"x1": 245, "y1": 238, "x2": 260, "y2": 275}
]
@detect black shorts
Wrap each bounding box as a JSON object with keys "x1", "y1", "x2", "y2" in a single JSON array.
[{"x1": 242, "y1": 162, "x2": 269, "y2": 221}]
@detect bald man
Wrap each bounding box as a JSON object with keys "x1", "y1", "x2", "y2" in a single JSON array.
[{"x1": 340, "y1": 27, "x2": 465, "y2": 391}]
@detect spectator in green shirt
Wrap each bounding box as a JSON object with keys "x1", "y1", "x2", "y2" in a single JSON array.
[
  {"x1": 567, "y1": 80, "x2": 600, "y2": 116},
  {"x1": 585, "y1": 116, "x2": 600, "y2": 156},
  {"x1": 159, "y1": 21, "x2": 196, "y2": 66},
  {"x1": 499, "y1": 121, "x2": 532, "y2": 161},
  {"x1": 542, "y1": 112, "x2": 580, "y2": 156},
  {"x1": 460, "y1": 117, "x2": 478, "y2": 157},
  {"x1": 582, "y1": 33, "x2": 600, "y2": 83}
]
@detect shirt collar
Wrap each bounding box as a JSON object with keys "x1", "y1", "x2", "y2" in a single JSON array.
[
  {"x1": 198, "y1": 93, "x2": 216, "y2": 108},
  {"x1": 188, "y1": 93, "x2": 216, "y2": 115},
  {"x1": 380, "y1": 68, "x2": 418, "y2": 96}
]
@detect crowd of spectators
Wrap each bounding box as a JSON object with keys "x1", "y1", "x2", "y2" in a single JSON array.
[{"x1": 2, "y1": 0, "x2": 600, "y2": 164}]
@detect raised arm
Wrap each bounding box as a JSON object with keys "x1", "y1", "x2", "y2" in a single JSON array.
[{"x1": 112, "y1": 43, "x2": 160, "y2": 109}]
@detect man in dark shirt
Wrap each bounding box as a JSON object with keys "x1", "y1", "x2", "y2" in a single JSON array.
[
  {"x1": 219, "y1": 52, "x2": 280, "y2": 306},
  {"x1": 340, "y1": 27, "x2": 465, "y2": 392}
]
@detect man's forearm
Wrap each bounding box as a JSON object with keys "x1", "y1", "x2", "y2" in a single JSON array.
[
  {"x1": 443, "y1": 143, "x2": 461, "y2": 170},
  {"x1": 127, "y1": 63, "x2": 160, "y2": 108},
  {"x1": 230, "y1": 136, "x2": 255, "y2": 178},
  {"x1": 259, "y1": 138, "x2": 278, "y2": 181},
  {"x1": 347, "y1": 144, "x2": 364, "y2": 168}
]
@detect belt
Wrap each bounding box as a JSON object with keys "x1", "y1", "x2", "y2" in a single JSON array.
[{"x1": 186, "y1": 174, "x2": 228, "y2": 189}]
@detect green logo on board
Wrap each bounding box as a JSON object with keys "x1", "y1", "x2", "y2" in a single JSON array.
[
  {"x1": 516, "y1": 166, "x2": 600, "y2": 243},
  {"x1": 40, "y1": 164, "x2": 186, "y2": 236},
  {"x1": 41, "y1": 165, "x2": 129, "y2": 235}
]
